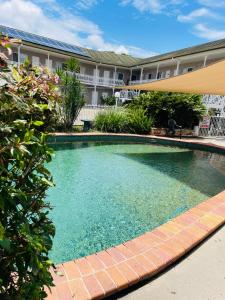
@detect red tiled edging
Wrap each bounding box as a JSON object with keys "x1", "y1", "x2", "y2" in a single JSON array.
[{"x1": 46, "y1": 134, "x2": 225, "y2": 300}]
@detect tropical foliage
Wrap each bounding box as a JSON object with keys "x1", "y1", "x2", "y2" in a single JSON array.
[
  {"x1": 101, "y1": 95, "x2": 116, "y2": 106},
  {"x1": 0, "y1": 36, "x2": 59, "y2": 299},
  {"x1": 94, "y1": 108, "x2": 152, "y2": 134},
  {"x1": 57, "y1": 58, "x2": 85, "y2": 131},
  {"x1": 128, "y1": 91, "x2": 205, "y2": 128}
]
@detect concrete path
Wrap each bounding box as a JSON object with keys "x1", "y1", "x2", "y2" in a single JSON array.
[{"x1": 117, "y1": 225, "x2": 225, "y2": 300}]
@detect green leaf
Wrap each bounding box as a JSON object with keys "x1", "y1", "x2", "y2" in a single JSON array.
[
  {"x1": 12, "y1": 67, "x2": 22, "y2": 82},
  {"x1": 41, "y1": 177, "x2": 54, "y2": 187},
  {"x1": 0, "y1": 239, "x2": 11, "y2": 251},
  {"x1": 33, "y1": 120, "x2": 44, "y2": 126},
  {"x1": 0, "y1": 222, "x2": 5, "y2": 239}
]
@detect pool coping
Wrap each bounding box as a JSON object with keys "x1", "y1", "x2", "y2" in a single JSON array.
[{"x1": 46, "y1": 133, "x2": 225, "y2": 300}]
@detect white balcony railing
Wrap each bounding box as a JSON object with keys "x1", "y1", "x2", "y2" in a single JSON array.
[
  {"x1": 129, "y1": 78, "x2": 157, "y2": 85},
  {"x1": 75, "y1": 73, "x2": 125, "y2": 87}
]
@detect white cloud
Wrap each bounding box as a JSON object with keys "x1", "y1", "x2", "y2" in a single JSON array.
[
  {"x1": 197, "y1": 0, "x2": 225, "y2": 8},
  {"x1": 76, "y1": 0, "x2": 99, "y2": 10},
  {"x1": 194, "y1": 23, "x2": 225, "y2": 40},
  {"x1": 0, "y1": 0, "x2": 154, "y2": 57},
  {"x1": 120, "y1": 0, "x2": 185, "y2": 14},
  {"x1": 177, "y1": 8, "x2": 218, "y2": 23},
  {"x1": 120, "y1": 0, "x2": 165, "y2": 14}
]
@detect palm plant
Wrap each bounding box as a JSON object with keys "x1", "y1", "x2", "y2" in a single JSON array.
[{"x1": 57, "y1": 58, "x2": 85, "y2": 131}]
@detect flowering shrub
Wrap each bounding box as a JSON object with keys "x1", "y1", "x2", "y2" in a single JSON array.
[{"x1": 0, "y1": 36, "x2": 59, "y2": 299}]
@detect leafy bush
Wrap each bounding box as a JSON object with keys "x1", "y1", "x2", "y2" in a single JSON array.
[
  {"x1": 94, "y1": 108, "x2": 152, "y2": 134},
  {"x1": 57, "y1": 58, "x2": 85, "y2": 131},
  {"x1": 126, "y1": 108, "x2": 153, "y2": 134},
  {"x1": 128, "y1": 91, "x2": 205, "y2": 128},
  {"x1": 0, "y1": 60, "x2": 59, "y2": 298},
  {"x1": 95, "y1": 109, "x2": 127, "y2": 133},
  {"x1": 101, "y1": 95, "x2": 116, "y2": 106}
]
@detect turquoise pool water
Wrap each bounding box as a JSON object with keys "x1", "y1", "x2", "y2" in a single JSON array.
[{"x1": 47, "y1": 142, "x2": 225, "y2": 264}]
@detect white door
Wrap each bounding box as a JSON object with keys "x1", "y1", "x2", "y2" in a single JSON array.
[
  {"x1": 165, "y1": 70, "x2": 171, "y2": 78},
  {"x1": 92, "y1": 91, "x2": 98, "y2": 106},
  {"x1": 45, "y1": 59, "x2": 52, "y2": 70},
  {"x1": 104, "y1": 70, "x2": 110, "y2": 84},
  {"x1": 32, "y1": 56, "x2": 40, "y2": 66},
  {"x1": 93, "y1": 68, "x2": 100, "y2": 84},
  {"x1": 80, "y1": 66, "x2": 86, "y2": 74}
]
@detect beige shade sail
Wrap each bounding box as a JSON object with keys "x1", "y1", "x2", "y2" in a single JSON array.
[{"x1": 120, "y1": 59, "x2": 225, "y2": 95}]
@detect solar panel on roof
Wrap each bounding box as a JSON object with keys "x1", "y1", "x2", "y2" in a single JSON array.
[{"x1": 0, "y1": 25, "x2": 90, "y2": 57}]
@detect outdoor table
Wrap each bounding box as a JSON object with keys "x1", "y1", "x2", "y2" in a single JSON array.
[{"x1": 81, "y1": 119, "x2": 92, "y2": 132}]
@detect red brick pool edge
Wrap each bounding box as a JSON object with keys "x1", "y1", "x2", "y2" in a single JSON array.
[{"x1": 45, "y1": 134, "x2": 225, "y2": 300}]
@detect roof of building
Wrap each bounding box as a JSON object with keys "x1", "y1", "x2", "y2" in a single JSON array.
[
  {"x1": 2, "y1": 24, "x2": 225, "y2": 68},
  {"x1": 0, "y1": 24, "x2": 91, "y2": 59},
  {"x1": 137, "y1": 39, "x2": 225, "y2": 66},
  {"x1": 83, "y1": 48, "x2": 140, "y2": 67}
]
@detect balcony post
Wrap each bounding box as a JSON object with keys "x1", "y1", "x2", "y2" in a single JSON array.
[
  {"x1": 155, "y1": 63, "x2": 160, "y2": 79},
  {"x1": 203, "y1": 55, "x2": 208, "y2": 67},
  {"x1": 140, "y1": 67, "x2": 144, "y2": 83},
  {"x1": 129, "y1": 68, "x2": 133, "y2": 83},
  {"x1": 47, "y1": 52, "x2": 50, "y2": 68},
  {"x1": 175, "y1": 60, "x2": 180, "y2": 76},
  {"x1": 17, "y1": 45, "x2": 21, "y2": 66},
  {"x1": 113, "y1": 66, "x2": 117, "y2": 94},
  {"x1": 95, "y1": 64, "x2": 98, "y2": 85}
]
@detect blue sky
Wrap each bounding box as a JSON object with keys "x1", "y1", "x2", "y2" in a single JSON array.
[{"x1": 1, "y1": 0, "x2": 225, "y2": 57}]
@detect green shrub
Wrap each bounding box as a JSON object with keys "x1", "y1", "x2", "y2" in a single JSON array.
[
  {"x1": 95, "y1": 109, "x2": 127, "y2": 133},
  {"x1": 0, "y1": 61, "x2": 59, "y2": 298},
  {"x1": 126, "y1": 108, "x2": 153, "y2": 134},
  {"x1": 128, "y1": 91, "x2": 205, "y2": 128},
  {"x1": 94, "y1": 108, "x2": 152, "y2": 134},
  {"x1": 101, "y1": 95, "x2": 116, "y2": 106}
]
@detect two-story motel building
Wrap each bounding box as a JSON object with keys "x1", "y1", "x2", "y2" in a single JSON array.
[{"x1": 1, "y1": 24, "x2": 225, "y2": 115}]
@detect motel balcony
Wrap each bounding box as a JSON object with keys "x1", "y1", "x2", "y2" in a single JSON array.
[
  {"x1": 129, "y1": 78, "x2": 157, "y2": 85},
  {"x1": 75, "y1": 73, "x2": 125, "y2": 87}
]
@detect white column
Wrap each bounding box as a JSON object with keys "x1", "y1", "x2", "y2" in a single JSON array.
[
  {"x1": 203, "y1": 55, "x2": 208, "y2": 67},
  {"x1": 113, "y1": 66, "x2": 117, "y2": 94},
  {"x1": 140, "y1": 67, "x2": 144, "y2": 83},
  {"x1": 129, "y1": 68, "x2": 133, "y2": 83},
  {"x1": 47, "y1": 53, "x2": 50, "y2": 68},
  {"x1": 17, "y1": 45, "x2": 21, "y2": 66},
  {"x1": 175, "y1": 60, "x2": 180, "y2": 76},
  {"x1": 155, "y1": 64, "x2": 160, "y2": 80},
  {"x1": 91, "y1": 64, "x2": 98, "y2": 106}
]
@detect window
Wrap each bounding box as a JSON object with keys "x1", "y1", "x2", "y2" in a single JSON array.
[
  {"x1": 45, "y1": 59, "x2": 52, "y2": 69},
  {"x1": 55, "y1": 61, "x2": 62, "y2": 69},
  {"x1": 118, "y1": 72, "x2": 124, "y2": 80},
  {"x1": 32, "y1": 56, "x2": 40, "y2": 66},
  {"x1": 165, "y1": 70, "x2": 171, "y2": 78},
  {"x1": 102, "y1": 92, "x2": 108, "y2": 99},
  {"x1": 20, "y1": 53, "x2": 28, "y2": 64},
  {"x1": 187, "y1": 67, "x2": 193, "y2": 72},
  {"x1": 12, "y1": 52, "x2": 18, "y2": 62},
  {"x1": 131, "y1": 74, "x2": 137, "y2": 81},
  {"x1": 157, "y1": 72, "x2": 163, "y2": 79},
  {"x1": 183, "y1": 67, "x2": 194, "y2": 74},
  {"x1": 148, "y1": 73, "x2": 152, "y2": 80}
]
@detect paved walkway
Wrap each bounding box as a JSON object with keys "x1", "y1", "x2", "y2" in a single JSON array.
[
  {"x1": 117, "y1": 224, "x2": 225, "y2": 300},
  {"x1": 184, "y1": 137, "x2": 225, "y2": 148}
]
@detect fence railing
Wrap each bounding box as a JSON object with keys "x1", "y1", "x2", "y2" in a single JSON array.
[
  {"x1": 75, "y1": 73, "x2": 125, "y2": 87},
  {"x1": 129, "y1": 79, "x2": 156, "y2": 85}
]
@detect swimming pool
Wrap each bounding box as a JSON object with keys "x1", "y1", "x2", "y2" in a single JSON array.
[{"x1": 47, "y1": 141, "x2": 225, "y2": 264}]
